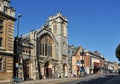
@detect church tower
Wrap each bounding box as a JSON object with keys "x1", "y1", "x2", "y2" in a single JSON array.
[{"x1": 48, "y1": 12, "x2": 68, "y2": 77}]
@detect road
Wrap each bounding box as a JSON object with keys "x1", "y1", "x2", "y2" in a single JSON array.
[
  {"x1": 3, "y1": 73, "x2": 118, "y2": 84},
  {"x1": 56, "y1": 74, "x2": 118, "y2": 84}
]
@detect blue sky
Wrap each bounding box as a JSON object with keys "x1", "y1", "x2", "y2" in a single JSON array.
[{"x1": 11, "y1": 0, "x2": 120, "y2": 62}]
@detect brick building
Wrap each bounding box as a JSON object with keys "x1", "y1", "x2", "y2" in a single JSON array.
[{"x1": 70, "y1": 45, "x2": 105, "y2": 76}]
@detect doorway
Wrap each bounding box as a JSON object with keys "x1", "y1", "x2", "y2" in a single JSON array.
[
  {"x1": 23, "y1": 59, "x2": 29, "y2": 80},
  {"x1": 44, "y1": 61, "x2": 52, "y2": 78},
  {"x1": 63, "y1": 63, "x2": 67, "y2": 77}
]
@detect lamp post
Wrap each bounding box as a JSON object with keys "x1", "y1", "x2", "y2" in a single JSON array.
[
  {"x1": 17, "y1": 14, "x2": 22, "y2": 37},
  {"x1": 14, "y1": 14, "x2": 22, "y2": 79}
]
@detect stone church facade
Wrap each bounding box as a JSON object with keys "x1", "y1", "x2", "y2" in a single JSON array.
[{"x1": 18, "y1": 13, "x2": 68, "y2": 80}]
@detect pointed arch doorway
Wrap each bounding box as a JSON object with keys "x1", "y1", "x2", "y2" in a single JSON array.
[
  {"x1": 23, "y1": 59, "x2": 30, "y2": 80},
  {"x1": 44, "y1": 60, "x2": 52, "y2": 78},
  {"x1": 63, "y1": 63, "x2": 67, "y2": 77}
]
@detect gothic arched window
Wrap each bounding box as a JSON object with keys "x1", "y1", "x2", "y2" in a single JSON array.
[
  {"x1": 61, "y1": 23, "x2": 64, "y2": 35},
  {"x1": 39, "y1": 34, "x2": 54, "y2": 57},
  {"x1": 53, "y1": 25, "x2": 57, "y2": 34}
]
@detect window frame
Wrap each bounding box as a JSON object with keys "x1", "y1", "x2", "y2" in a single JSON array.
[
  {"x1": 53, "y1": 25, "x2": 57, "y2": 34},
  {"x1": 0, "y1": 58, "x2": 3, "y2": 72},
  {"x1": 0, "y1": 38, "x2": 2, "y2": 47},
  {"x1": 0, "y1": 19, "x2": 3, "y2": 30}
]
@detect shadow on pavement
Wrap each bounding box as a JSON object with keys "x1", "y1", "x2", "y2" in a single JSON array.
[{"x1": 76, "y1": 75, "x2": 116, "y2": 84}]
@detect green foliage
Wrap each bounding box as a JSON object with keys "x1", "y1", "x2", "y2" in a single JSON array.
[{"x1": 115, "y1": 44, "x2": 120, "y2": 61}]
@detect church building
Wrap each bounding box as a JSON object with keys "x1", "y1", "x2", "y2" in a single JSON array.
[{"x1": 17, "y1": 13, "x2": 68, "y2": 80}]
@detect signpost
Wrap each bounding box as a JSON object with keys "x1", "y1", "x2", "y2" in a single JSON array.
[{"x1": 16, "y1": 63, "x2": 18, "y2": 68}]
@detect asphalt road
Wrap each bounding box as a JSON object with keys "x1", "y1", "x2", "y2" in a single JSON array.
[
  {"x1": 56, "y1": 74, "x2": 117, "y2": 84},
  {"x1": 3, "y1": 73, "x2": 118, "y2": 84}
]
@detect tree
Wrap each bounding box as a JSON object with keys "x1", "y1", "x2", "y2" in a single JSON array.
[{"x1": 115, "y1": 44, "x2": 120, "y2": 61}]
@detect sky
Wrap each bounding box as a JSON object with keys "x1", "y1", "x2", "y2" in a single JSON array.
[{"x1": 10, "y1": 0, "x2": 120, "y2": 62}]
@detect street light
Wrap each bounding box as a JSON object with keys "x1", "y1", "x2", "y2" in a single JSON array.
[
  {"x1": 17, "y1": 14, "x2": 22, "y2": 37},
  {"x1": 14, "y1": 14, "x2": 22, "y2": 79}
]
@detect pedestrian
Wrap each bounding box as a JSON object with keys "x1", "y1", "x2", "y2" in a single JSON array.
[{"x1": 57, "y1": 73, "x2": 61, "y2": 78}]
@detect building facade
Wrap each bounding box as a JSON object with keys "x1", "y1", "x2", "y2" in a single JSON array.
[
  {"x1": 85, "y1": 50, "x2": 105, "y2": 74},
  {"x1": 71, "y1": 46, "x2": 84, "y2": 76},
  {"x1": 16, "y1": 13, "x2": 68, "y2": 80},
  {"x1": 113, "y1": 62, "x2": 119, "y2": 72},
  {"x1": 68, "y1": 45, "x2": 77, "y2": 74},
  {"x1": 14, "y1": 32, "x2": 38, "y2": 80},
  {"x1": 70, "y1": 45, "x2": 105, "y2": 76},
  {"x1": 0, "y1": 0, "x2": 16, "y2": 82},
  {"x1": 107, "y1": 61, "x2": 114, "y2": 72}
]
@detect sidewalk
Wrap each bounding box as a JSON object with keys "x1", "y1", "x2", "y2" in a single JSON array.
[
  {"x1": 0, "y1": 77, "x2": 80, "y2": 84},
  {"x1": 7, "y1": 78, "x2": 77, "y2": 84},
  {"x1": 19, "y1": 77, "x2": 82, "y2": 84},
  {"x1": 0, "y1": 73, "x2": 108, "y2": 84}
]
